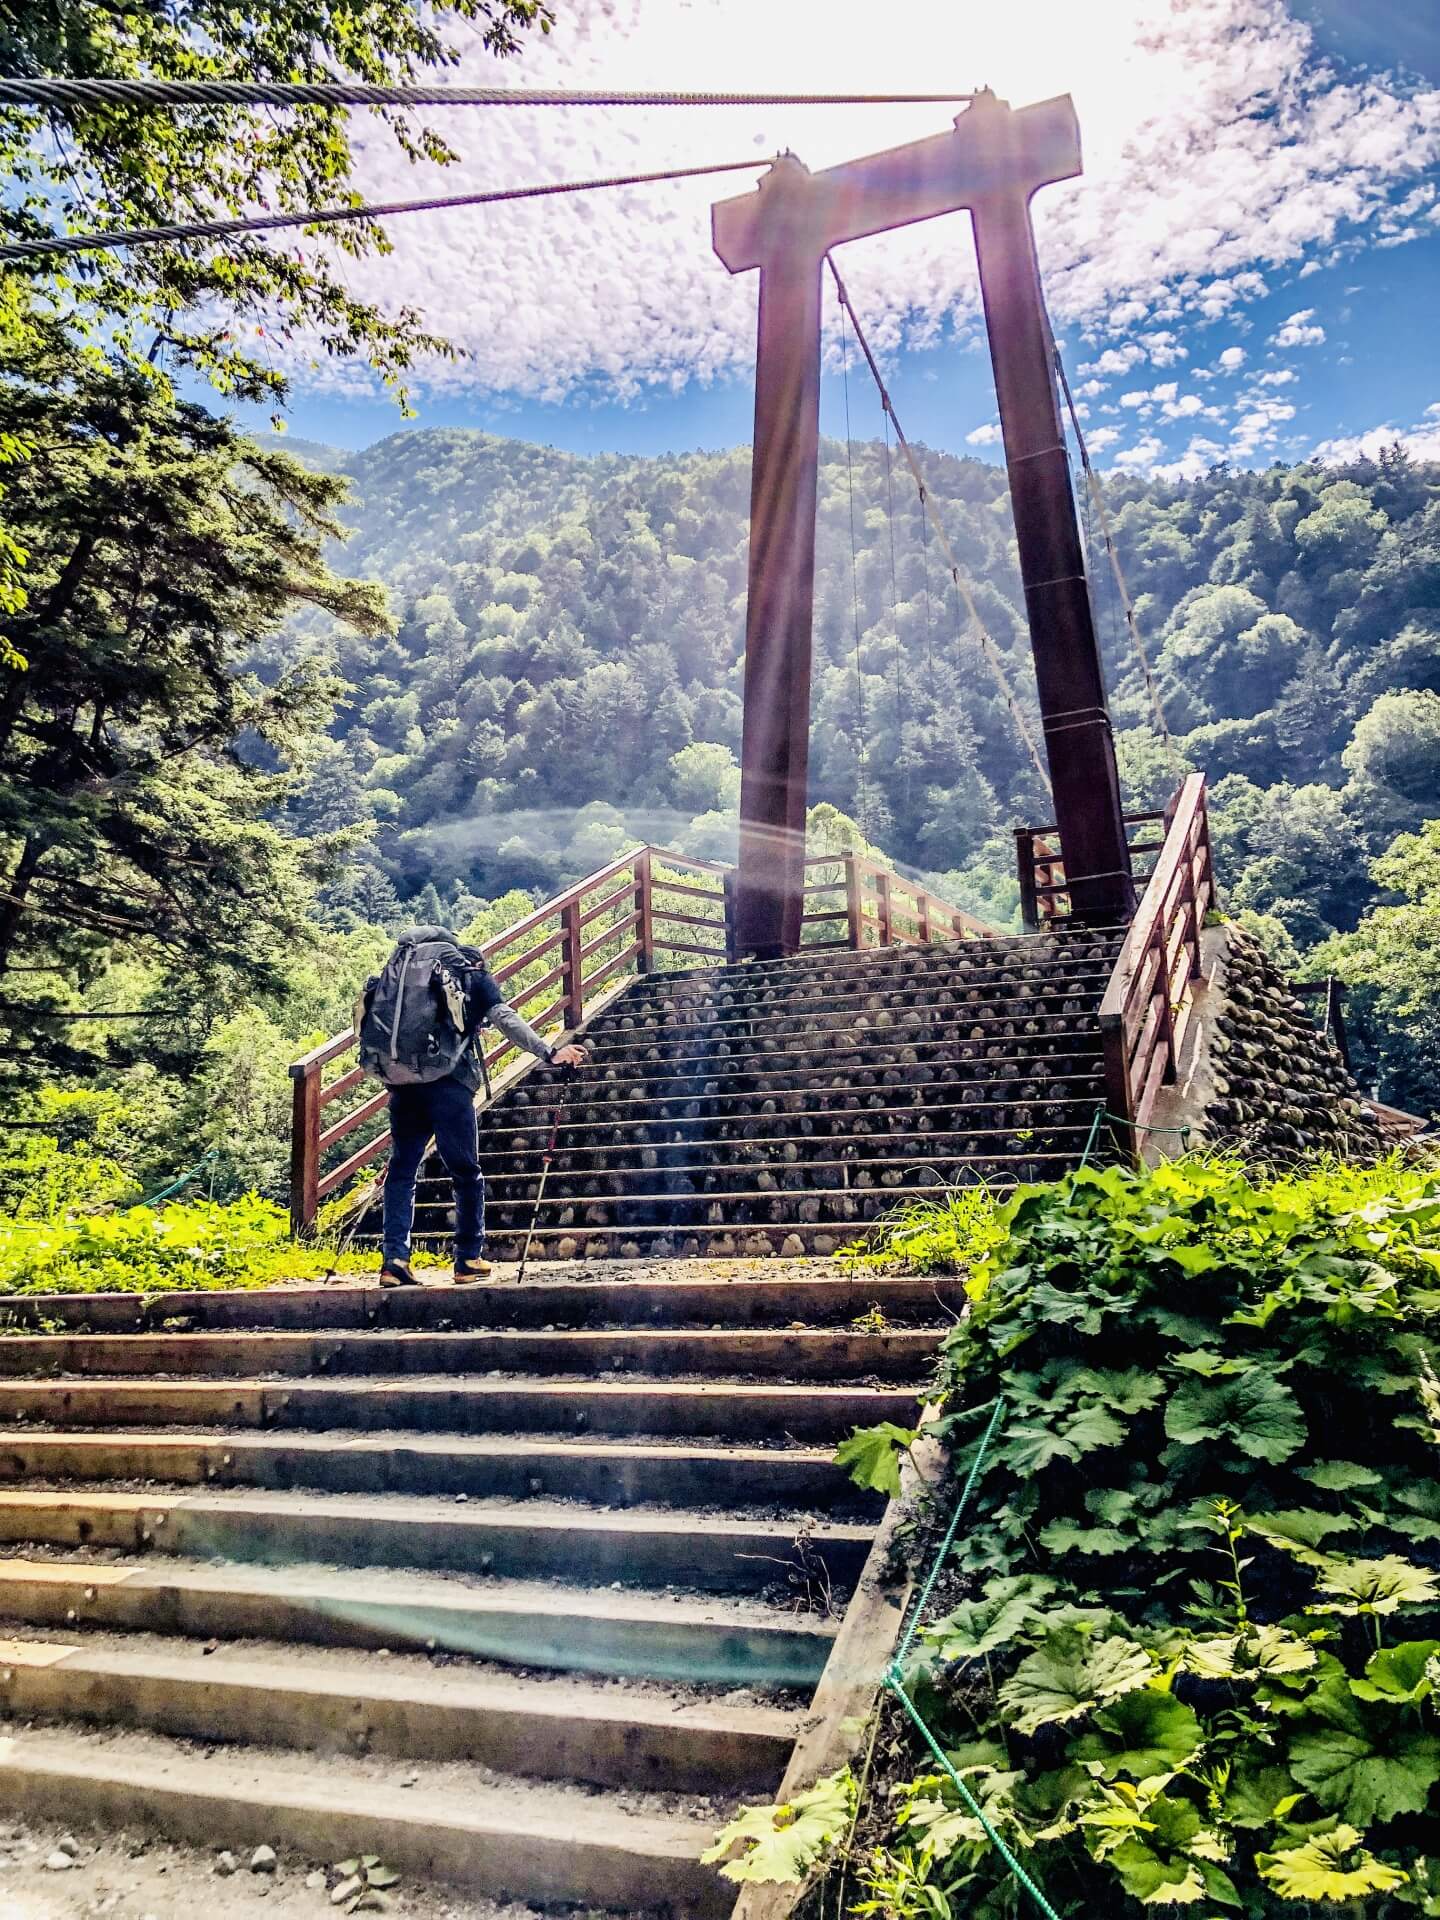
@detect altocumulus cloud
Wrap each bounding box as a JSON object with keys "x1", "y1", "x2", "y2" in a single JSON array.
[{"x1": 276, "y1": 0, "x2": 1439, "y2": 403}]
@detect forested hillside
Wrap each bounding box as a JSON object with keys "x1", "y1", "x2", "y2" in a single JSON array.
[
  {"x1": 271, "y1": 429, "x2": 1440, "y2": 1109},
  {"x1": 6, "y1": 385, "x2": 1438, "y2": 1208}
]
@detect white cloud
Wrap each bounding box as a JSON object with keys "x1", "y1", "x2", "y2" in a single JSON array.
[
  {"x1": 1086, "y1": 425, "x2": 1122, "y2": 449},
  {"x1": 1312, "y1": 403, "x2": 1440, "y2": 464},
  {"x1": 1255, "y1": 368, "x2": 1297, "y2": 386},
  {"x1": 266, "y1": 0, "x2": 1440, "y2": 400},
  {"x1": 1113, "y1": 433, "x2": 1165, "y2": 471},
  {"x1": 966, "y1": 422, "x2": 1003, "y2": 445},
  {"x1": 1270, "y1": 308, "x2": 1327, "y2": 348},
  {"x1": 1160, "y1": 392, "x2": 1205, "y2": 418},
  {"x1": 1218, "y1": 346, "x2": 1247, "y2": 370},
  {"x1": 1079, "y1": 343, "x2": 1148, "y2": 379},
  {"x1": 1142, "y1": 331, "x2": 1189, "y2": 367},
  {"x1": 1119, "y1": 388, "x2": 1150, "y2": 409},
  {"x1": 1152, "y1": 436, "x2": 1226, "y2": 482}
]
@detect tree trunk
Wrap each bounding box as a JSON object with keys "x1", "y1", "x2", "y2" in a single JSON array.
[{"x1": 0, "y1": 835, "x2": 44, "y2": 982}]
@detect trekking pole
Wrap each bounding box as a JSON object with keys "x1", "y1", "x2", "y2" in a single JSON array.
[{"x1": 514, "y1": 1063, "x2": 577, "y2": 1285}]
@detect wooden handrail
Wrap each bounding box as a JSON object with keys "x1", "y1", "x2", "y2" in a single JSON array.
[
  {"x1": 288, "y1": 840, "x2": 994, "y2": 1234},
  {"x1": 1098, "y1": 773, "x2": 1213, "y2": 1160}
]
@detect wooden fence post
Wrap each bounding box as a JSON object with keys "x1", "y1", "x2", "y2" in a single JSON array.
[
  {"x1": 635, "y1": 847, "x2": 654, "y2": 972},
  {"x1": 1015, "y1": 828, "x2": 1040, "y2": 932},
  {"x1": 289, "y1": 1062, "x2": 321, "y2": 1238},
  {"x1": 843, "y1": 853, "x2": 864, "y2": 950},
  {"x1": 561, "y1": 896, "x2": 585, "y2": 1028},
  {"x1": 874, "y1": 868, "x2": 892, "y2": 948},
  {"x1": 916, "y1": 890, "x2": 932, "y2": 944}
]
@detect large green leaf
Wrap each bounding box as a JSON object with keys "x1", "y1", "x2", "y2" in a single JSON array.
[
  {"x1": 998, "y1": 1630, "x2": 1153, "y2": 1736},
  {"x1": 1299, "y1": 1460, "x2": 1385, "y2": 1492},
  {"x1": 1313, "y1": 1553, "x2": 1440, "y2": 1618},
  {"x1": 1289, "y1": 1678, "x2": 1440, "y2": 1824},
  {"x1": 1164, "y1": 1370, "x2": 1306, "y2": 1464},
  {"x1": 996, "y1": 1404, "x2": 1125, "y2": 1474},
  {"x1": 1247, "y1": 1507, "x2": 1359, "y2": 1550},
  {"x1": 1222, "y1": 1763, "x2": 1303, "y2": 1829},
  {"x1": 1072, "y1": 1689, "x2": 1205, "y2": 1782},
  {"x1": 1351, "y1": 1640, "x2": 1440, "y2": 1705},
  {"x1": 922, "y1": 1577, "x2": 1058, "y2": 1662},
  {"x1": 1036, "y1": 1518, "x2": 1131, "y2": 1557},
  {"x1": 1182, "y1": 1625, "x2": 1318, "y2": 1680},
  {"x1": 833, "y1": 1422, "x2": 918, "y2": 1497},
  {"x1": 702, "y1": 1768, "x2": 855, "y2": 1884},
  {"x1": 1257, "y1": 1826, "x2": 1409, "y2": 1901}
]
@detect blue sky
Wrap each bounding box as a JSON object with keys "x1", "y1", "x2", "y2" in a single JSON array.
[{"x1": 267, "y1": 0, "x2": 1440, "y2": 476}]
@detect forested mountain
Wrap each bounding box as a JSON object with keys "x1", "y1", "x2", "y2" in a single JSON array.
[
  {"x1": 8, "y1": 394, "x2": 1438, "y2": 1208},
  {"x1": 275, "y1": 429, "x2": 1440, "y2": 957}
]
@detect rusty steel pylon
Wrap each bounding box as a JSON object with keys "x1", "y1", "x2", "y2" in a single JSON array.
[{"x1": 713, "y1": 90, "x2": 1134, "y2": 958}]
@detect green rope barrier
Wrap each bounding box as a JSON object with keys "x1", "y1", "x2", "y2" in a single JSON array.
[
  {"x1": 882, "y1": 1395, "x2": 1067, "y2": 1918},
  {"x1": 886, "y1": 1676, "x2": 1064, "y2": 1920},
  {"x1": 894, "y1": 1394, "x2": 1005, "y2": 1671},
  {"x1": 140, "y1": 1149, "x2": 218, "y2": 1208},
  {"x1": 860, "y1": 1103, "x2": 1192, "y2": 1914}
]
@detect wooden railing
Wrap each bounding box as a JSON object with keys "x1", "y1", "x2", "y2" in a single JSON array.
[
  {"x1": 1097, "y1": 773, "x2": 1215, "y2": 1159},
  {"x1": 1015, "y1": 810, "x2": 1169, "y2": 931},
  {"x1": 288, "y1": 844, "x2": 987, "y2": 1233},
  {"x1": 797, "y1": 852, "x2": 994, "y2": 951}
]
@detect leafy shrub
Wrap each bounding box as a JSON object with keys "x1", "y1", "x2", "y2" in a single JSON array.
[
  {"x1": 0, "y1": 1190, "x2": 344, "y2": 1295},
  {"x1": 837, "y1": 1155, "x2": 1440, "y2": 1915}
]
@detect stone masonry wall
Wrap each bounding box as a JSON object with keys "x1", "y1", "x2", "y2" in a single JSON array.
[{"x1": 1191, "y1": 924, "x2": 1385, "y2": 1162}]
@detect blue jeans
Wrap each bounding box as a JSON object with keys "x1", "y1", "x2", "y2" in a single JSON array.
[{"x1": 382, "y1": 1076, "x2": 484, "y2": 1266}]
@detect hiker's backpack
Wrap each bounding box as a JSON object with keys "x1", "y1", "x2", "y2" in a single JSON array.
[{"x1": 357, "y1": 925, "x2": 477, "y2": 1088}]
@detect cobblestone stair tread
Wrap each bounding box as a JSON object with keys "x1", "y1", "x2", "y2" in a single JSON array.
[{"x1": 397, "y1": 928, "x2": 1118, "y2": 1261}]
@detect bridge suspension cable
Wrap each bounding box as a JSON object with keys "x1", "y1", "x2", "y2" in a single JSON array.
[
  {"x1": 1051, "y1": 342, "x2": 1181, "y2": 777},
  {"x1": 0, "y1": 156, "x2": 774, "y2": 263},
  {"x1": 0, "y1": 79, "x2": 982, "y2": 111},
  {"x1": 824, "y1": 254, "x2": 1053, "y2": 798}
]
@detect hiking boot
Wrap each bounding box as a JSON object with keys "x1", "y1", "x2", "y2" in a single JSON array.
[
  {"x1": 379, "y1": 1260, "x2": 421, "y2": 1289},
  {"x1": 452, "y1": 1256, "x2": 495, "y2": 1284}
]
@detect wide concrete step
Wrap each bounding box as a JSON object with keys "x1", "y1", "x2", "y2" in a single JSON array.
[
  {"x1": 0, "y1": 1375, "x2": 920, "y2": 1440},
  {"x1": 0, "y1": 1430, "x2": 880, "y2": 1514},
  {"x1": 0, "y1": 1630, "x2": 797, "y2": 1794},
  {"x1": 0, "y1": 1724, "x2": 731, "y2": 1914},
  {"x1": 0, "y1": 1325, "x2": 940, "y2": 1384},
  {"x1": 0, "y1": 1487, "x2": 875, "y2": 1593},
  {"x1": 0, "y1": 1270, "x2": 963, "y2": 1334},
  {"x1": 0, "y1": 1555, "x2": 835, "y2": 1686}
]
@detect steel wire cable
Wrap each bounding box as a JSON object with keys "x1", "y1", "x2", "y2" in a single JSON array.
[
  {"x1": 0, "y1": 79, "x2": 980, "y2": 110},
  {"x1": 1051, "y1": 341, "x2": 1181, "y2": 776},
  {"x1": 0, "y1": 156, "x2": 772, "y2": 262},
  {"x1": 838, "y1": 292, "x2": 872, "y2": 835},
  {"x1": 825, "y1": 254, "x2": 1053, "y2": 797}
]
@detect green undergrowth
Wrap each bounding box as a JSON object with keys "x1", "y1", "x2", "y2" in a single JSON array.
[
  {"x1": 0, "y1": 1135, "x2": 407, "y2": 1295},
  {"x1": 710, "y1": 1154, "x2": 1440, "y2": 1915}
]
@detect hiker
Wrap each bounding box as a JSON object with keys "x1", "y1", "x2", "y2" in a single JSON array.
[{"x1": 357, "y1": 924, "x2": 587, "y2": 1287}]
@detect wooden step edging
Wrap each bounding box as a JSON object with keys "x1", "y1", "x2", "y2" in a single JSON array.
[{"x1": 729, "y1": 1407, "x2": 949, "y2": 1920}]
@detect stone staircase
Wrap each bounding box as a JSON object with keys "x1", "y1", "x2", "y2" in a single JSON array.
[
  {"x1": 441, "y1": 924, "x2": 1124, "y2": 1261},
  {"x1": 0, "y1": 1265, "x2": 960, "y2": 1914}
]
